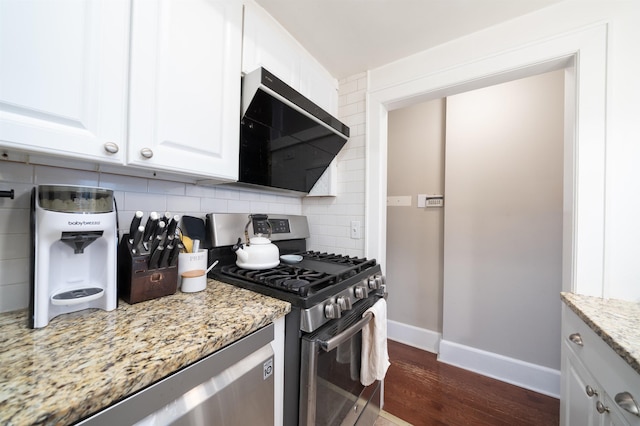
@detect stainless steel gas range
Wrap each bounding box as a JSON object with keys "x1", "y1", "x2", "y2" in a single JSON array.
[{"x1": 206, "y1": 213, "x2": 386, "y2": 426}]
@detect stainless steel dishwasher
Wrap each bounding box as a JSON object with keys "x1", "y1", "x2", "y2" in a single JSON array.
[{"x1": 77, "y1": 324, "x2": 275, "y2": 425}]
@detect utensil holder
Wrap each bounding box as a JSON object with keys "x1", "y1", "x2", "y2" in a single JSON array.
[{"x1": 117, "y1": 235, "x2": 178, "y2": 304}]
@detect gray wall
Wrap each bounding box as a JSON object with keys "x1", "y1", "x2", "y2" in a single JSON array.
[
  {"x1": 443, "y1": 69, "x2": 564, "y2": 369},
  {"x1": 387, "y1": 99, "x2": 445, "y2": 332},
  {"x1": 386, "y1": 69, "x2": 564, "y2": 370}
]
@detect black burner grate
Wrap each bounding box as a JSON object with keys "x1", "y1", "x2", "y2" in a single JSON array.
[
  {"x1": 219, "y1": 251, "x2": 377, "y2": 297},
  {"x1": 220, "y1": 264, "x2": 336, "y2": 296}
]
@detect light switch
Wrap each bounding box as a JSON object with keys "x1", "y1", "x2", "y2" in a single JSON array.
[{"x1": 350, "y1": 220, "x2": 361, "y2": 239}]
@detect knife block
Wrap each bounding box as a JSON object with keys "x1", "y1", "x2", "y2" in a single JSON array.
[{"x1": 117, "y1": 235, "x2": 178, "y2": 304}]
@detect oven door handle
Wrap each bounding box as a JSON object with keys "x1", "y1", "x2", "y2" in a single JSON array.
[{"x1": 319, "y1": 312, "x2": 373, "y2": 352}]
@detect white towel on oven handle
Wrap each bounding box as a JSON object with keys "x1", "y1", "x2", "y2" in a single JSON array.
[{"x1": 360, "y1": 298, "x2": 390, "y2": 386}]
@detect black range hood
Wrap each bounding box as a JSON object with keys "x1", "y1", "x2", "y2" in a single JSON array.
[{"x1": 237, "y1": 67, "x2": 349, "y2": 194}]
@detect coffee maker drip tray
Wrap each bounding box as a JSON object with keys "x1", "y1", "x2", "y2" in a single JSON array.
[{"x1": 51, "y1": 287, "x2": 104, "y2": 306}]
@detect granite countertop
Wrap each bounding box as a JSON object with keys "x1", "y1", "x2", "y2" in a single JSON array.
[
  {"x1": 0, "y1": 279, "x2": 290, "y2": 426},
  {"x1": 561, "y1": 292, "x2": 640, "y2": 375}
]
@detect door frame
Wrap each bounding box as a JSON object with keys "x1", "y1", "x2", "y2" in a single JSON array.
[{"x1": 365, "y1": 23, "x2": 608, "y2": 297}]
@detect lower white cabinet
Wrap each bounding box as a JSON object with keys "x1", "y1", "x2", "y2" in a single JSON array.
[
  {"x1": 128, "y1": 0, "x2": 242, "y2": 181},
  {"x1": 561, "y1": 304, "x2": 640, "y2": 426}
]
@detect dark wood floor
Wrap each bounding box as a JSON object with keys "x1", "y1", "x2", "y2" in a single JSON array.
[{"x1": 383, "y1": 340, "x2": 559, "y2": 426}]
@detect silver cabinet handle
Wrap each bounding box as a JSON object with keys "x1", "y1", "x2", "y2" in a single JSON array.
[
  {"x1": 140, "y1": 148, "x2": 154, "y2": 159},
  {"x1": 103, "y1": 142, "x2": 119, "y2": 154},
  {"x1": 615, "y1": 392, "x2": 640, "y2": 417},
  {"x1": 596, "y1": 400, "x2": 610, "y2": 414},
  {"x1": 586, "y1": 385, "x2": 598, "y2": 397},
  {"x1": 569, "y1": 333, "x2": 584, "y2": 347}
]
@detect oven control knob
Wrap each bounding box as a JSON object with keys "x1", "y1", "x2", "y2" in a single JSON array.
[
  {"x1": 354, "y1": 285, "x2": 369, "y2": 300},
  {"x1": 337, "y1": 296, "x2": 352, "y2": 311},
  {"x1": 324, "y1": 302, "x2": 342, "y2": 319},
  {"x1": 368, "y1": 276, "x2": 380, "y2": 290},
  {"x1": 368, "y1": 274, "x2": 385, "y2": 290}
]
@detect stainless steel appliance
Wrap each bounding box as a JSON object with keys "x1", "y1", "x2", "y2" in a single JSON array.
[
  {"x1": 29, "y1": 185, "x2": 118, "y2": 328},
  {"x1": 207, "y1": 213, "x2": 387, "y2": 425},
  {"x1": 77, "y1": 324, "x2": 275, "y2": 425},
  {"x1": 235, "y1": 67, "x2": 350, "y2": 194}
]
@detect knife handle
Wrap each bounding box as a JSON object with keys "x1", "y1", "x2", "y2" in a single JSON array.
[
  {"x1": 149, "y1": 246, "x2": 163, "y2": 269},
  {"x1": 154, "y1": 221, "x2": 166, "y2": 239},
  {"x1": 159, "y1": 242, "x2": 173, "y2": 268},
  {"x1": 149, "y1": 234, "x2": 163, "y2": 256},
  {"x1": 169, "y1": 243, "x2": 181, "y2": 267},
  {"x1": 131, "y1": 225, "x2": 145, "y2": 254},
  {"x1": 166, "y1": 214, "x2": 180, "y2": 238},
  {"x1": 128, "y1": 211, "x2": 144, "y2": 239},
  {"x1": 143, "y1": 212, "x2": 159, "y2": 242}
]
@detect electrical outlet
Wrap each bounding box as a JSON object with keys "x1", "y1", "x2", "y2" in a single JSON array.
[{"x1": 350, "y1": 220, "x2": 361, "y2": 239}]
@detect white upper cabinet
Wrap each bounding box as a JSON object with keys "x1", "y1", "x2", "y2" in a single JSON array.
[
  {"x1": 242, "y1": 1, "x2": 338, "y2": 115},
  {"x1": 0, "y1": 0, "x2": 130, "y2": 163},
  {"x1": 128, "y1": 0, "x2": 242, "y2": 181}
]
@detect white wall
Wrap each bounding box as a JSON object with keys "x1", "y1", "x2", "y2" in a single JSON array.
[
  {"x1": 366, "y1": 0, "x2": 640, "y2": 302},
  {"x1": 0, "y1": 162, "x2": 301, "y2": 313},
  {"x1": 361, "y1": 0, "x2": 640, "y2": 397}
]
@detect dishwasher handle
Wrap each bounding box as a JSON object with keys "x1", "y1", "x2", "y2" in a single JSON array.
[{"x1": 319, "y1": 312, "x2": 373, "y2": 352}]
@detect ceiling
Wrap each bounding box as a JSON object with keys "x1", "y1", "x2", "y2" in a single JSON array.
[{"x1": 254, "y1": 0, "x2": 563, "y2": 79}]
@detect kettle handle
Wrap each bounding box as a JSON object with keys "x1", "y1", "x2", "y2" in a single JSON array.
[
  {"x1": 232, "y1": 237, "x2": 243, "y2": 252},
  {"x1": 244, "y1": 214, "x2": 272, "y2": 244}
]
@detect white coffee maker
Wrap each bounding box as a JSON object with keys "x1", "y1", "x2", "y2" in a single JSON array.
[{"x1": 30, "y1": 185, "x2": 118, "y2": 328}]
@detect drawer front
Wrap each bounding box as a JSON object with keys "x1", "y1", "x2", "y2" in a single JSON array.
[{"x1": 563, "y1": 305, "x2": 640, "y2": 424}]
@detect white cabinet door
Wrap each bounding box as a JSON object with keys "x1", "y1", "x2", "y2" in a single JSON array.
[
  {"x1": 128, "y1": 0, "x2": 242, "y2": 181},
  {"x1": 0, "y1": 0, "x2": 130, "y2": 163},
  {"x1": 562, "y1": 348, "x2": 599, "y2": 426},
  {"x1": 241, "y1": 1, "x2": 299, "y2": 87},
  {"x1": 242, "y1": 1, "x2": 338, "y2": 115}
]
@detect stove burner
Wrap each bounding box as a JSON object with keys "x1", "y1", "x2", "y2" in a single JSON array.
[
  {"x1": 218, "y1": 251, "x2": 377, "y2": 299},
  {"x1": 282, "y1": 278, "x2": 310, "y2": 290}
]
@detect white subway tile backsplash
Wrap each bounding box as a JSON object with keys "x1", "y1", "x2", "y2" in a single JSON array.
[
  {"x1": 342, "y1": 112, "x2": 366, "y2": 128},
  {"x1": 302, "y1": 71, "x2": 367, "y2": 257},
  {"x1": 200, "y1": 197, "x2": 228, "y2": 213},
  {"x1": 0, "y1": 161, "x2": 34, "y2": 183},
  {"x1": 123, "y1": 192, "x2": 167, "y2": 212},
  {"x1": 0, "y1": 209, "x2": 29, "y2": 235},
  {"x1": 98, "y1": 173, "x2": 148, "y2": 193},
  {"x1": 249, "y1": 201, "x2": 269, "y2": 213},
  {"x1": 0, "y1": 282, "x2": 29, "y2": 313},
  {"x1": 0, "y1": 258, "x2": 29, "y2": 285},
  {"x1": 167, "y1": 195, "x2": 201, "y2": 213},
  {"x1": 0, "y1": 230, "x2": 28, "y2": 260},
  {"x1": 228, "y1": 199, "x2": 252, "y2": 212},
  {"x1": 34, "y1": 165, "x2": 100, "y2": 187},
  {"x1": 339, "y1": 79, "x2": 358, "y2": 95},
  {"x1": 147, "y1": 179, "x2": 186, "y2": 196},
  {"x1": 215, "y1": 187, "x2": 241, "y2": 200},
  {"x1": 0, "y1": 183, "x2": 32, "y2": 209},
  {"x1": 185, "y1": 184, "x2": 217, "y2": 198}
]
